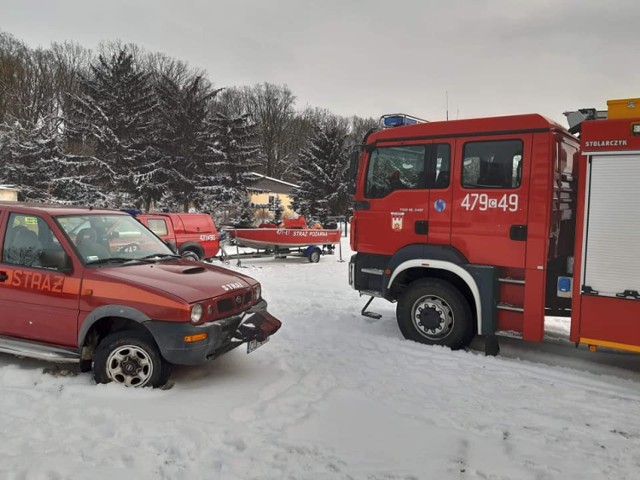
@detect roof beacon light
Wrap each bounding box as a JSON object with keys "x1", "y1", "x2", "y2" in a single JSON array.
[
  {"x1": 380, "y1": 114, "x2": 428, "y2": 129},
  {"x1": 122, "y1": 209, "x2": 141, "y2": 216}
]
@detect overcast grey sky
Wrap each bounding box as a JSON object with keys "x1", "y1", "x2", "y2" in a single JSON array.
[{"x1": 1, "y1": 0, "x2": 638, "y2": 124}]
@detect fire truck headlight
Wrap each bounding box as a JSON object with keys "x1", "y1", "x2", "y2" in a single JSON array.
[{"x1": 632, "y1": 123, "x2": 640, "y2": 136}]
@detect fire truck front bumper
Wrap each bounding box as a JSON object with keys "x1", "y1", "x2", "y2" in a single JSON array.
[{"x1": 349, "y1": 253, "x2": 388, "y2": 297}]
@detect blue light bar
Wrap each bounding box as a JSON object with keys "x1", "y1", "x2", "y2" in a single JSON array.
[
  {"x1": 380, "y1": 113, "x2": 427, "y2": 129},
  {"x1": 122, "y1": 209, "x2": 141, "y2": 215}
]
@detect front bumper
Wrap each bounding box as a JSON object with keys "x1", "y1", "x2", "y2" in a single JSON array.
[{"x1": 144, "y1": 300, "x2": 282, "y2": 365}]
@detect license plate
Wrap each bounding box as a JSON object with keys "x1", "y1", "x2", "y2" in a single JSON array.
[{"x1": 247, "y1": 337, "x2": 269, "y2": 354}]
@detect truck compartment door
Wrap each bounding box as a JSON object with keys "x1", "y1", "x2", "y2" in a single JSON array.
[{"x1": 578, "y1": 154, "x2": 640, "y2": 347}]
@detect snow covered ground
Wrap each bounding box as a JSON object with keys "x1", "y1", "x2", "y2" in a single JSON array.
[{"x1": 1, "y1": 237, "x2": 640, "y2": 479}]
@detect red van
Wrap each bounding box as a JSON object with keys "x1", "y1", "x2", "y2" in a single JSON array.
[
  {"x1": 137, "y1": 213, "x2": 219, "y2": 261},
  {"x1": 0, "y1": 203, "x2": 281, "y2": 388}
]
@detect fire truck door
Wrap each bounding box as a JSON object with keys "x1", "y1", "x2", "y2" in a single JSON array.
[
  {"x1": 356, "y1": 143, "x2": 432, "y2": 255},
  {"x1": 451, "y1": 136, "x2": 532, "y2": 268}
]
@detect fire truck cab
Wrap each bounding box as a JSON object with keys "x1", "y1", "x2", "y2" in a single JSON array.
[{"x1": 348, "y1": 100, "x2": 640, "y2": 354}]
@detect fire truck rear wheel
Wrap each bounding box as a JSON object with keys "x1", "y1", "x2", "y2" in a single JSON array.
[
  {"x1": 397, "y1": 278, "x2": 474, "y2": 350},
  {"x1": 93, "y1": 330, "x2": 172, "y2": 388}
]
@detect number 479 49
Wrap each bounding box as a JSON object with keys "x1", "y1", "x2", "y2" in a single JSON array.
[{"x1": 461, "y1": 193, "x2": 519, "y2": 212}]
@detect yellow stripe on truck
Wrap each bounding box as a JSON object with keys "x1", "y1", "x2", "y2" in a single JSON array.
[{"x1": 581, "y1": 337, "x2": 640, "y2": 354}]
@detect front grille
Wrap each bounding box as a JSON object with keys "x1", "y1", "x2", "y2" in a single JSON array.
[
  {"x1": 218, "y1": 298, "x2": 234, "y2": 314},
  {"x1": 217, "y1": 288, "x2": 253, "y2": 315}
]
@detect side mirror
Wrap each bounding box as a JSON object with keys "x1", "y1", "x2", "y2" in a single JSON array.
[
  {"x1": 40, "y1": 249, "x2": 73, "y2": 273},
  {"x1": 347, "y1": 150, "x2": 360, "y2": 195}
]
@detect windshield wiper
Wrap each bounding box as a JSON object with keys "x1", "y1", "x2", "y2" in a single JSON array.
[
  {"x1": 85, "y1": 257, "x2": 136, "y2": 266},
  {"x1": 139, "y1": 253, "x2": 182, "y2": 261},
  {"x1": 86, "y1": 254, "x2": 180, "y2": 266}
]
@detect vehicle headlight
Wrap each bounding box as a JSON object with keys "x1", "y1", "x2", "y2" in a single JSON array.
[
  {"x1": 191, "y1": 303, "x2": 203, "y2": 323},
  {"x1": 254, "y1": 284, "x2": 262, "y2": 302}
]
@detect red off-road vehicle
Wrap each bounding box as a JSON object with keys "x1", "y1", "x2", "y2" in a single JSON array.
[
  {"x1": 137, "y1": 213, "x2": 220, "y2": 261},
  {"x1": 0, "y1": 203, "x2": 281, "y2": 387}
]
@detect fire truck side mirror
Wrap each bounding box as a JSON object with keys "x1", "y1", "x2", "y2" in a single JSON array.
[{"x1": 347, "y1": 150, "x2": 359, "y2": 195}]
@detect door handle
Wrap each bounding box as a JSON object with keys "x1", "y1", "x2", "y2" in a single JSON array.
[
  {"x1": 415, "y1": 221, "x2": 429, "y2": 235},
  {"x1": 510, "y1": 225, "x2": 527, "y2": 241},
  {"x1": 0, "y1": 271, "x2": 8, "y2": 282}
]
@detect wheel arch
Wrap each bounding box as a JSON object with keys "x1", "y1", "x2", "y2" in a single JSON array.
[
  {"x1": 179, "y1": 241, "x2": 204, "y2": 257},
  {"x1": 78, "y1": 305, "x2": 153, "y2": 355},
  {"x1": 388, "y1": 261, "x2": 483, "y2": 335}
]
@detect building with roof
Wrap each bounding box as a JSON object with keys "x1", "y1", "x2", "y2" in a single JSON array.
[
  {"x1": 0, "y1": 185, "x2": 19, "y2": 201},
  {"x1": 246, "y1": 172, "x2": 299, "y2": 221}
]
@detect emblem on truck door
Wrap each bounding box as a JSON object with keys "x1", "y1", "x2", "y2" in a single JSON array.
[
  {"x1": 391, "y1": 212, "x2": 404, "y2": 231},
  {"x1": 434, "y1": 199, "x2": 447, "y2": 212}
]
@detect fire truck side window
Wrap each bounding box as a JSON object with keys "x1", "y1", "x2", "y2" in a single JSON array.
[
  {"x1": 365, "y1": 145, "x2": 426, "y2": 198},
  {"x1": 462, "y1": 140, "x2": 523, "y2": 189}
]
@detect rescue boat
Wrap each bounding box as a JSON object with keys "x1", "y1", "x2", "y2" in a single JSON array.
[
  {"x1": 226, "y1": 226, "x2": 342, "y2": 250},
  {"x1": 225, "y1": 216, "x2": 341, "y2": 250}
]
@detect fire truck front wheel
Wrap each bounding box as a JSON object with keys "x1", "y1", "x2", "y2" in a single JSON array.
[{"x1": 396, "y1": 278, "x2": 474, "y2": 350}]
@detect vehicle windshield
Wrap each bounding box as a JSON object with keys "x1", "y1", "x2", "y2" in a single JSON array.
[{"x1": 55, "y1": 213, "x2": 175, "y2": 265}]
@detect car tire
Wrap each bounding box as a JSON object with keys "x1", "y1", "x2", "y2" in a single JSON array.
[
  {"x1": 93, "y1": 330, "x2": 172, "y2": 388},
  {"x1": 396, "y1": 278, "x2": 474, "y2": 350},
  {"x1": 181, "y1": 249, "x2": 201, "y2": 262}
]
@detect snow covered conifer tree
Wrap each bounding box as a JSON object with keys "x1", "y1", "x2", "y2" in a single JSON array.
[
  {"x1": 291, "y1": 118, "x2": 350, "y2": 222},
  {"x1": 66, "y1": 47, "x2": 157, "y2": 207},
  {"x1": 0, "y1": 114, "x2": 95, "y2": 203},
  {"x1": 199, "y1": 112, "x2": 262, "y2": 225},
  {"x1": 153, "y1": 74, "x2": 217, "y2": 211}
]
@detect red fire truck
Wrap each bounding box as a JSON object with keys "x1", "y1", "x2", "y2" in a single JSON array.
[{"x1": 348, "y1": 99, "x2": 640, "y2": 354}]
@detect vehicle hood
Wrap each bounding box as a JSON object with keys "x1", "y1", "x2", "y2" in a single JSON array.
[{"x1": 90, "y1": 260, "x2": 255, "y2": 303}]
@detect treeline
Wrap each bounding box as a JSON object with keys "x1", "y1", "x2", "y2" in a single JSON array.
[{"x1": 0, "y1": 31, "x2": 376, "y2": 222}]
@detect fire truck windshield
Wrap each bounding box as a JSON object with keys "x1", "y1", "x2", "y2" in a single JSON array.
[
  {"x1": 364, "y1": 144, "x2": 451, "y2": 198},
  {"x1": 365, "y1": 146, "x2": 425, "y2": 198}
]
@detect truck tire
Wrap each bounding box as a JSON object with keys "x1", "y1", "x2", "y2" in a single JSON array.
[
  {"x1": 93, "y1": 330, "x2": 172, "y2": 388},
  {"x1": 396, "y1": 278, "x2": 474, "y2": 350}
]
